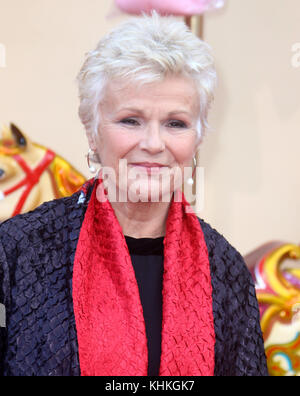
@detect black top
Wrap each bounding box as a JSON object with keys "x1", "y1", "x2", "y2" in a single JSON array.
[{"x1": 125, "y1": 235, "x2": 164, "y2": 376}]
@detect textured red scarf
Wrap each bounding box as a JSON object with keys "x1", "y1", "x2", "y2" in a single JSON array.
[{"x1": 73, "y1": 178, "x2": 215, "y2": 376}]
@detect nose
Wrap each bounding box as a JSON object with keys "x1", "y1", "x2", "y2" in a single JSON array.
[{"x1": 139, "y1": 122, "x2": 165, "y2": 154}]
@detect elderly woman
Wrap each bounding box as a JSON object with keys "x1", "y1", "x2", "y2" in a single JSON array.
[{"x1": 0, "y1": 12, "x2": 268, "y2": 376}]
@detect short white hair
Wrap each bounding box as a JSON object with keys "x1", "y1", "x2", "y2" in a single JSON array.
[{"x1": 77, "y1": 11, "x2": 217, "y2": 141}]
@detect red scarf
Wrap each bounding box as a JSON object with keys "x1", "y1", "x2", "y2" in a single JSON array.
[{"x1": 73, "y1": 178, "x2": 215, "y2": 376}]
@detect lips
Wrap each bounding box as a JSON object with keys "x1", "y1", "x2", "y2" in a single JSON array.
[
  {"x1": 131, "y1": 162, "x2": 166, "y2": 168},
  {"x1": 130, "y1": 162, "x2": 169, "y2": 175}
]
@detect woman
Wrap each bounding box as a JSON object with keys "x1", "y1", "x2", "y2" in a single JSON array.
[{"x1": 0, "y1": 12, "x2": 268, "y2": 376}]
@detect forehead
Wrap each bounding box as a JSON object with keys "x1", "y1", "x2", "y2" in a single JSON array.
[{"x1": 100, "y1": 75, "x2": 199, "y2": 114}]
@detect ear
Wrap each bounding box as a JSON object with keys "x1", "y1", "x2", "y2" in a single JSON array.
[{"x1": 10, "y1": 123, "x2": 27, "y2": 147}]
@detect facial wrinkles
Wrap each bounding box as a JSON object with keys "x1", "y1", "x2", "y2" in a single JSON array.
[
  {"x1": 102, "y1": 77, "x2": 199, "y2": 125},
  {"x1": 118, "y1": 103, "x2": 193, "y2": 125}
]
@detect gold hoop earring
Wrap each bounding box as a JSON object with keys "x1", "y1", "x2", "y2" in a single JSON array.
[
  {"x1": 86, "y1": 149, "x2": 99, "y2": 174},
  {"x1": 187, "y1": 157, "x2": 197, "y2": 186}
]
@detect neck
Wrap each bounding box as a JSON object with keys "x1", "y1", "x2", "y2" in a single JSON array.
[{"x1": 110, "y1": 199, "x2": 171, "y2": 238}]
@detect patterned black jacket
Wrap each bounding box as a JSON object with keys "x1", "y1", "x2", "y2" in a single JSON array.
[{"x1": 0, "y1": 180, "x2": 268, "y2": 376}]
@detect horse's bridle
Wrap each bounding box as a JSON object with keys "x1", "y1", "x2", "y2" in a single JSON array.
[{"x1": 0, "y1": 149, "x2": 55, "y2": 217}]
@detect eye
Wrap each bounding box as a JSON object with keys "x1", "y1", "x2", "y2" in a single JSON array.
[
  {"x1": 167, "y1": 120, "x2": 187, "y2": 129},
  {"x1": 120, "y1": 118, "x2": 140, "y2": 126},
  {"x1": 0, "y1": 169, "x2": 5, "y2": 179}
]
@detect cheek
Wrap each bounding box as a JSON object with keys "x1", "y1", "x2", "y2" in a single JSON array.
[
  {"x1": 96, "y1": 129, "x2": 135, "y2": 166},
  {"x1": 169, "y1": 136, "x2": 196, "y2": 167}
]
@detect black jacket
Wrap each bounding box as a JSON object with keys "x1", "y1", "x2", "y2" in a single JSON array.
[{"x1": 0, "y1": 179, "x2": 268, "y2": 376}]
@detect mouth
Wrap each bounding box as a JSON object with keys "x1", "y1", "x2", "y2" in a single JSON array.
[
  {"x1": 129, "y1": 162, "x2": 169, "y2": 175},
  {"x1": 131, "y1": 162, "x2": 167, "y2": 167}
]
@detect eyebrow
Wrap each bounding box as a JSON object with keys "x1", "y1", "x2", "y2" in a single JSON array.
[{"x1": 116, "y1": 107, "x2": 192, "y2": 116}]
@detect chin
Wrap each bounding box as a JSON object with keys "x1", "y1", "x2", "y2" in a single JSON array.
[{"x1": 127, "y1": 179, "x2": 174, "y2": 203}]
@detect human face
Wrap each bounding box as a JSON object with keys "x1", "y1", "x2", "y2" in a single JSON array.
[{"x1": 91, "y1": 75, "x2": 200, "y2": 203}]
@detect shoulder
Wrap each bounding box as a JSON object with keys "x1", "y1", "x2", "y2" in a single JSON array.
[
  {"x1": 0, "y1": 178, "x2": 97, "y2": 250},
  {"x1": 0, "y1": 190, "x2": 85, "y2": 314},
  {"x1": 0, "y1": 191, "x2": 80, "y2": 232},
  {"x1": 198, "y1": 217, "x2": 248, "y2": 277},
  {"x1": 1, "y1": 191, "x2": 81, "y2": 237},
  {"x1": 0, "y1": 191, "x2": 85, "y2": 273}
]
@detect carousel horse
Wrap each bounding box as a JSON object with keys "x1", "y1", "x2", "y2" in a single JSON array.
[
  {"x1": 245, "y1": 242, "x2": 300, "y2": 376},
  {"x1": 0, "y1": 123, "x2": 86, "y2": 222}
]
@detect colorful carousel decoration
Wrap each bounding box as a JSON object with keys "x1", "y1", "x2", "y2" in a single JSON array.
[
  {"x1": 0, "y1": 123, "x2": 86, "y2": 222},
  {"x1": 246, "y1": 243, "x2": 300, "y2": 376}
]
